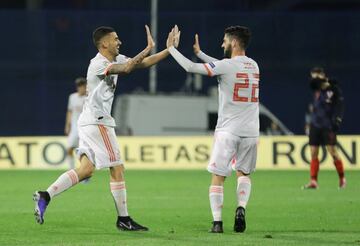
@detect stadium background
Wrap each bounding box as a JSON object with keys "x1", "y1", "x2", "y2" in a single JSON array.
[{"x1": 0, "y1": 0, "x2": 359, "y2": 136}]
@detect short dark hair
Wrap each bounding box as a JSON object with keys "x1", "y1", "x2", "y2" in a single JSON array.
[
  {"x1": 311, "y1": 67, "x2": 325, "y2": 74},
  {"x1": 92, "y1": 26, "x2": 115, "y2": 48},
  {"x1": 224, "y1": 26, "x2": 251, "y2": 50},
  {"x1": 75, "y1": 77, "x2": 87, "y2": 86}
]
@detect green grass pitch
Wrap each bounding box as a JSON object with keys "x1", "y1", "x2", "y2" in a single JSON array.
[{"x1": 0, "y1": 169, "x2": 359, "y2": 245}]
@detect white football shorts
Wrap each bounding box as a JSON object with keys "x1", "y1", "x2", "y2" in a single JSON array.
[
  {"x1": 207, "y1": 131, "x2": 258, "y2": 177},
  {"x1": 76, "y1": 124, "x2": 123, "y2": 169}
]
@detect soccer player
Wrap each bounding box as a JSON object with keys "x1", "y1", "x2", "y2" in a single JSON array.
[
  {"x1": 304, "y1": 67, "x2": 326, "y2": 135},
  {"x1": 167, "y1": 26, "x2": 259, "y2": 233},
  {"x1": 303, "y1": 69, "x2": 346, "y2": 189},
  {"x1": 64, "y1": 77, "x2": 87, "y2": 169},
  {"x1": 34, "y1": 25, "x2": 179, "y2": 231}
]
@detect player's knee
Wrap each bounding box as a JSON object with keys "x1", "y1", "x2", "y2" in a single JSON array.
[
  {"x1": 77, "y1": 165, "x2": 94, "y2": 179},
  {"x1": 211, "y1": 174, "x2": 225, "y2": 185},
  {"x1": 236, "y1": 170, "x2": 249, "y2": 177},
  {"x1": 310, "y1": 148, "x2": 319, "y2": 159},
  {"x1": 326, "y1": 146, "x2": 338, "y2": 158},
  {"x1": 329, "y1": 150, "x2": 339, "y2": 160},
  {"x1": 85, "y1": 165, "x2": 95, "y2": 177},
  {"x1": 110, "y1": 165, "x2": 125, "y2": 181},
  {"x1": 77, "y1": 155, "x2": 95, "y2": 178}
]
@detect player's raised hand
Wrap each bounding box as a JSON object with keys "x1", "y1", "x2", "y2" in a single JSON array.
[
  {"x1": 145, "y1": 25, "x2": 155, "y2": 50},
  {"x1": 173, "y1": 25, "x2": 181, "y2": 48},
  {"x1": 166, "y1": 27, "x2": 175, "y2": 48},
  {"x1": 193, "y1": 34, "x2": 201, "y2": 54}
]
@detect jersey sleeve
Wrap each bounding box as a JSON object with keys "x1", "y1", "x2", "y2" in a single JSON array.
[
  {"x1": 169, "y1": 46, "x2": 229, "y2": 77},
  {"x1": 202, "y1": 59, "x2": 231, "y2": 77},
  {"x1": 116, "y1": 54, "x2": 131, "y2": 64},
  {"x1": 92, "y1": 59, "x2": 112, "y2": 79},
  {"x1": 196, "y1": 50, "x2": 219, "y2": 63},
  {"x1": 94, "y1": 55, "x2": 130, "y2": 77}
]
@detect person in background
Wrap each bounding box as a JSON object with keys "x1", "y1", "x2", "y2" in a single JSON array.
[
  {"x1": 303, "y1": 67, "x2": 346, "y2": 189},
  {"x1": 64, "y1": 77, "x2": 87, "y2": 169}
]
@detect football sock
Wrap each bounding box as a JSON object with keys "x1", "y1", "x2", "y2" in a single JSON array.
[
  {"x1": 110, "y1": 182, "x2": 129, "y2": 217},
  {"x1": 209, "y1": 185, "x2": 223, "y2": 221},
  {"x1": 334, "y1": 159, "x2": 345, "y2": 179},
  {"x1": 310, "y1": 158, "x2": 320, "y2": 181},
  {"x1": 46, "y1": 169, "x2": 79, "y2": 199},
  {"x1": 236, "y1": 176, "x2": 251, "y2": 208}
]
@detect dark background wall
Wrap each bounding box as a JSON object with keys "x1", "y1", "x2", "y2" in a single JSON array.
[{"x1": 0, "y1": 0, "x2": 359, "y2": 135}]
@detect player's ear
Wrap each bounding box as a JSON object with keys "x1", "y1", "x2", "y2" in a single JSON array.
[
  {"x1": 231, "y1": 39, "x2": 237, "y2": 48},
  {"x1": 102, "y1": 39, "x2": 108, "y2": 48},
  {"x1": 100, "y1": 36, "x2": 110, "y2": 49}
]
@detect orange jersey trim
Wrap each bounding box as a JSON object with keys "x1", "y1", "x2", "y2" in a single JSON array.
[{"x1": 203, "y1": 64, "x2": 213, "y2": 77}]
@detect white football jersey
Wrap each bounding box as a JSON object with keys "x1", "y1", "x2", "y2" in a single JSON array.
[
  {"x1": 78, "y1": 52, "x2": 129, "y2": 127},
  {"x1": 67, "y1": 92, "x2": 86, "y2": 128},
  {"x1": 204, "y1": 56, "x2": 260, "y2": 137}
]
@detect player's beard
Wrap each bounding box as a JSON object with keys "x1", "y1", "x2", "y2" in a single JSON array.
[
  {"x1": 110, "y1": 44, "x2": 120, "y2": 57},
  {"x1": 114, "y1": 46, "x2": 119, "y2": 56},
  {"x1": 223, "y1": 44, "x2": 232, "y2": 58}
]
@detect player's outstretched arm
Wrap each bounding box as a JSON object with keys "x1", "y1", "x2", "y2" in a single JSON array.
[
  {"x1": 135, "y1": 25, "x2": 181, "y2": 69},
  {"x1": 168, "y1": 34, "x2": 226, "y2": 77},
  {"x1": 168, "y1": 46, "x2": 209, "y2": 75},
  {"x1": 106, "y1": 25, "x2": 154, "y2": 75},
  {"x1": 193, "y1": 34, "x2": 218, "y2": 63}
]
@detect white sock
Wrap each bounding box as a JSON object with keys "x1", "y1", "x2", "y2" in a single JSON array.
[
  {"x1": 110, "y1": 182, "x2": 129, "y2": 217},
  {"x1": 46, "y1": 169, "x2": 79, "y2": 199},
  {"x1": 209, "y1": 185, "x2": 223, "y2": 221},
  {"x1": 236, "y1": 176, "x2": 251, "y2": 208},
  {"x1": 67, "y1": 155, "x2": 75, "y2": 169}
]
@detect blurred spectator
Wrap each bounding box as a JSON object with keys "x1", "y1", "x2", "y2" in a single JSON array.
[
  {"x1": 304, "y1": 67, "x2": 326, "y2": 135},
  {"x1": 303, "y1": 67, "x2": 346, "y2": 189},
  {"x1": 64, "y1": 77, "x2": 86, "y2": 169},
  {"x1": 304, "y1": 104, "x2": 313, "y2": 135}
]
